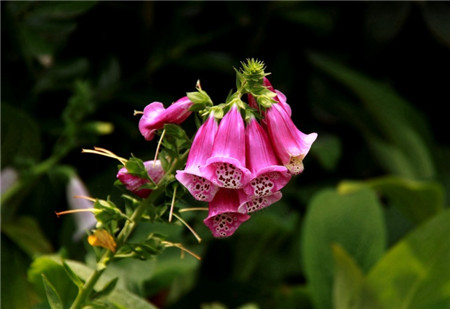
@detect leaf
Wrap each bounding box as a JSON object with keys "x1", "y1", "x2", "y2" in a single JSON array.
[
  {"x1": 30, "y1": 255, "x2": 159, "y2": 309},
  {"x1": 1, "y1": 239, "x2": 39, "y2": 309},
  {"x1": 1, "y1": 216, "x2": 53, "y2": 257},
  {"x1": 42, "y1": 274, "x2": 64, "y2": 309},
  {"x1": 63, "y1": 261, "x2": 85, "y2": 288},
  {"x1": 28, "y1": 256, "x2": 78, "y2": 306},
  {"x1": 92, "y1": 277, "x2": 119, "y2": 300},
  {"x1": 301, "y1": 188, "x2": 386, "y2": 309},
  {"x1": 309, "y1": 53, "x2": 435, "y2": 180},
  {"x1": 366, "y1": 209, "x2": 450, "y2": 309},
  {"x1": 332, "y1": 244, "x2": 381, "y2": 309},
  {"x1": 421, "y1": 2, "x2": 450, "y2": 49},
  {"x1": 338, "y1": 176, "x2": 445, "y2": 224}
]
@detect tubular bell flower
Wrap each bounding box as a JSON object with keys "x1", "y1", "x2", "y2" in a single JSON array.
[
  {"x1": 117, "y1": 160, "x2": 165, "y2": 198},
  {"x1": 204, "y1": 189, "x2": 251, "y2": 238},
  {"x1": 238, "y1": 191, "x2": 282, "y2": 214},
  {"x1": 265, "y1": 102, "x2": 318, "y2": 175},
  {"x1": 176, "y1": 113, "x2": 219, "y2": 202},
  {"x1": 243, "y1": 116, "x2": 291, "y2": 198},
  {"x1": 139, "y1": 96, "x2": 194, "y2": 141},
  {"x1": 200, "y1": 104, "x2": 252, "y2": 189}
]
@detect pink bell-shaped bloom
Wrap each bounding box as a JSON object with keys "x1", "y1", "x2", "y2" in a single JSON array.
[
  {"x1": 117, "y1": 160, "x2": 165, "y2": 198},
  {"x1": 200, "y1": 104, "x2": 252, "y2": 189},
  {"x1": 243, "y1": 116, "x2": 291, "y2": 198},
  {"x1": 139, "y1": 96, "x2": 193, "y2": 141},
  {"x1": 204, "y1": 189, "x2": 251, "y2": 238},
  {"x1": 238, "y1": 191, "x2": 283, "y2": 214},
  {"x1": 265, "y1": 102, "x2": 318, "y2": 175},
  {"x1": 176, "y1": 113, "x2": 219, "y2": 202},
  {"x1": 163, "y1": 96, "x2": 194, "y2": 124},
  {"x1": 139, "y1": 102, "x2": 166, "y2": 141}
]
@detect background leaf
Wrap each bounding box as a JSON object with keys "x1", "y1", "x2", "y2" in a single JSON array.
[
  {"x1": 301, "y1": 188, "x2": 386, "y2": 309},
  {"x1": 366, "y1": 209, "x2": 450, "y2": 309}
]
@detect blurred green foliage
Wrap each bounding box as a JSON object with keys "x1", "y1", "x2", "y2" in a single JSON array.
[{"x1": 2, "y1": 1, "x2": 450, "y2": 309}]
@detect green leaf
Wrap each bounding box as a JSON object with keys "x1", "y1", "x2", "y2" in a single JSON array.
[
  {"x1": 30, "y1": 255, "x2": 159, "y2": 309},
  {"x1": 92, "y1": 277, "x2": 119, "y2": 300},
  {"x1": 28, "y1": 256, "x2": 78, "y2": 306},
  {"x1": 338, "y1": 176, "x2": 445, "y2": 224},
  {"x1": 301, "y1": 188, "x2": 386, "y2": 309},
  {"x1": 366, "y1": 209, "x2": 450, "y2": 309},
  {"x1": 41, "y1": 274, "x2": 64, "y2": 309},
  {"x1": 309, "y1": 53, "x2": 435, "y2": 180},
  {"x1": 63, "y1": 261, "x2": 85, "y2": 289},
  {"x1": 1, "y1": 239, "x2": 39, "y2": 309},
  {"x1": 332, "y1": 244, "x2": 381, "y2": 309},
  {"x1": 1, "y1": 216, "x2": 53, "y2": 257}
]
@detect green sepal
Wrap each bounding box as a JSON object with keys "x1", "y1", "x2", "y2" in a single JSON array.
[
  {"x1": 41, "y1": 274, "x2": 64, "y2": 309},
  {"x1": 93, "y1": 198, "x2": 129, "y2": 227},
  {"x1": 116, "y1": 233, "x2": 166, "y2": 260},
  {"x1": 124, "y1": 156, "x2": 150, "y2": 180}
]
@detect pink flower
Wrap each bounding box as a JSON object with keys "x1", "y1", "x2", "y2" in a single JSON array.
[
  {"x1": 117, "y1": 160, "x2": 165, "y2": 198},
  {"x1": 139, "y1": 96, "x2": 194, "y2": 141},
  {"x1": 200, "y1": 104, "x2": 252, "y2": 189},
  {"x1": 265, "y1": 102, "x2": 317, "y2": 175},
  {"x1": 204, "y1": 189, "x2": 251, "y2": 238},
  {"x1": 176, "y1": 113, "x2": 219, "y2": 202},
  {"x1": 238, "y1": 191, "x2": 283, "y2": 214},
  {"x1": 243, "y1": 116, "x2": 291, "y2": 198}
]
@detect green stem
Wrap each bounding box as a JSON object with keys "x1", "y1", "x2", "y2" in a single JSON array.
[{"x1": 69, "y1": 150, "x2": 189, "y2": 309}]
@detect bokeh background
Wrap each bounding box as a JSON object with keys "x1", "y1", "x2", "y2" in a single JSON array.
[{"x1": 2, "y1": 2, "x2": 450, "y2": 309}]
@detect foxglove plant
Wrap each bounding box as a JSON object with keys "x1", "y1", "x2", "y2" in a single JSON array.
[
  {"x1": 200, "y1": 104, "x2": 252, "y2": 190},
  {"x1": 117, "y1": 160, "x2": 165, "y2": 198},
  {"x1": 54, "y1": 59, "x2": 316, "y2": 309},
  {"x1": 175, "y1": 112, "x2": 219, "y2": 201},
  {"x1": 139, "y1": 96, "x2": 193, "y2": 141}
]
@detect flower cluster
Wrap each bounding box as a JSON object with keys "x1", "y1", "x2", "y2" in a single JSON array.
[
  {"x1": 131, "y1": 61, "x2": 317, "y2": 238},
  {"x1": 176, "y1": 77, "x2": 317, "y2": 238}
]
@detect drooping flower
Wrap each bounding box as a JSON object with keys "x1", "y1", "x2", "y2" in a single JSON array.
[
  {"x1": 139, "y1": 96, "x2": 194, "y2": 141},
  {"x1": 243, "y1": 116, "x2": 291, "y2": 198},
  {"x1": 176, "y1": 113, "x2": 219, "y2": 202},
  {"x1": 238, "y1": 191, "x2": 282, "y2": 214},
  {"x1": 117, "y1": 160, "x2": 165, "y2": 198},
  {"x1": 265, "y1": 102, "x2": 318, "y2": 175},
  {"x1": 200, "y1": 104, "x2": 252, "y2": 189},
  {"x1": 203, "y1": 189, "x2": 251, "y2": 238}
]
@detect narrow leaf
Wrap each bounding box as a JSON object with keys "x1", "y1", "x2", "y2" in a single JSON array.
[
  {"x1": 63, "y1": 261, "x2": 84, "y2": 288},
  {"x1": 41, "y1": 274, "x2": 63, "y2": 309}
]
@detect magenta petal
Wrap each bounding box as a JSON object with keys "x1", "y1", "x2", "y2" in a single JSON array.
[
  {"x1": 201, "y1": 105, "x2": 251, "y2": 189},
  {"x1": 163, "y1": 96, "x2": 194, "y2": 124},
  {"x1": 139, "y1": 102, "x2": 166, "y2": 141},
  {"x1": 244, "y1": 117, "x2": 291, "y2": 197},
  {"x1": 265, "y1": 103, "x2": 317, "y2": 175},
  {"x1": 238, "y1": 191, "x2": 282, "y2": 214},
  {"x1": 176, "y1": 114, "x2": 219, "y2": 201},
  {"x1": 204, "y1": 189, "x2": 250, "y2": 238},
  {"x1": 117, "y1": 160, "x2": 165, "y2": 198}
]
